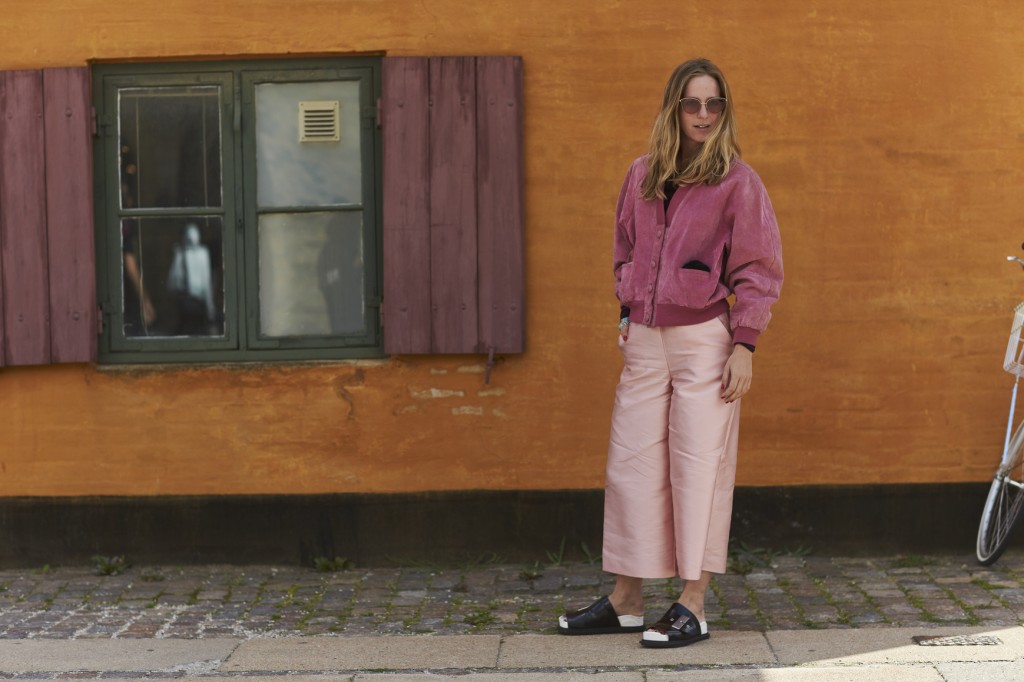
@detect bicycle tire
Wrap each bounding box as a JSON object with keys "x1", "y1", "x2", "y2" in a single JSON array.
[{"x1": 976, "y1": 421, "x2": 1024, "y2": 565}]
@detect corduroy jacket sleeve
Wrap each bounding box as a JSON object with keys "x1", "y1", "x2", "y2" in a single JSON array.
[
  {"x1": 722, "y1": 166, "x2": 783, "y2": 347},
  {"x1": 613, "y1": 158, "x2": 641, "y2": 304}
]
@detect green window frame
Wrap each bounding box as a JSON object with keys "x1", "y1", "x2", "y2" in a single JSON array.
[{"x1": 93, "y1": 57, "x2": 383, "y2": 364}]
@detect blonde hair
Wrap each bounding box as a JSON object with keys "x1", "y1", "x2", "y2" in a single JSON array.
[{"x1": 640, "y1": 58, "x2": 741, "y2": 199}]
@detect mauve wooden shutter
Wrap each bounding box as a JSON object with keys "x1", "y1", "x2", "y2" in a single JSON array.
[
  {"x1": 44, "y1": 67, "x2": 96, "y2": 364},
  {"x1": 382, "y1": 56, "x2": 524, "y2": 355},
  {"x1": 0, "y1": 69, "x2": 50, "y2": 366},
  {"x1": 476, "y1": 57, "x2": 524, "y2": 354},
  {"x1": 0, "y1": 67, "x2": 95, "y2": 367}
]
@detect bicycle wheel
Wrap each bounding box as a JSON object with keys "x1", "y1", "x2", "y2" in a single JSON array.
[{"x1": 977, "y1": 421, "x2": 1024, "y2": 565}]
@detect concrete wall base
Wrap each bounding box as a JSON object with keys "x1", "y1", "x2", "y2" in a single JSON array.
[{"x1": 0, "y1": 483, "x2": 1006, "y2": 569}]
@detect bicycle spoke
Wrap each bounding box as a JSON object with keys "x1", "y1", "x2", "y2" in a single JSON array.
[
  {"x1": 993, "y1": 500, "x2": 1004, "y2": 547},
  {"x1": 994, "y1": 481, "x2": 1023, "y2": 549}
]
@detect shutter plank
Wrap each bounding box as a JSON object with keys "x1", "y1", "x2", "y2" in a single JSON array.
[
  {"x1": 44, "y1": 67, "x2": 96, "y2": 364},
  {"x1": 476, "y1": 57, "x2": 525, "y2": 353},
  {"x1": 382, "y1": 57, "x2": 432, "y2": 354},
  {"x1": 0, "y1": 70, "x2": 51, "y2": 366},
  {"x1": 429, "y1": 57, "x2": 478, "y2": 353}
]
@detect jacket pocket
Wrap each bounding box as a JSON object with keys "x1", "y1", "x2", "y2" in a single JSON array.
[
  {"x1": 615, "y1": 262, "x2": 635, "y2": 302},
  {"x1": 660, "y1": 268, "x2": 718, "y2": 309}
]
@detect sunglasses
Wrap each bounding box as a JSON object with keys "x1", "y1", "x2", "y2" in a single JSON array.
[{"x1": 679, "y1": 97, "x2": 727, "y2": 115}]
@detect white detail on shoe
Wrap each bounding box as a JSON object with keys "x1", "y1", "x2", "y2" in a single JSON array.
[
  {"x1": 559, "y1": 613, "x2": 641, "y2": 630},
  {"x1": 641, "y1": 620, "x2": 708, "y2": 641}
]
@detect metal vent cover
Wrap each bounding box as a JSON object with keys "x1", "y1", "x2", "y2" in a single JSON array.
[{"x1": 299, "y1": 100, "x2": 340, "y2": 143}]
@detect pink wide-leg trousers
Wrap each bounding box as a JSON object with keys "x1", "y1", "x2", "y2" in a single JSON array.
[{"x1": 602, "y1": 316, "x2": 740, "y2": 581}]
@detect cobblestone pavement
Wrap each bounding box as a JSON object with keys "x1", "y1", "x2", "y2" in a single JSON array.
[{"x1": 0, "y1": 551, "x2": 1021, "y2": 639}]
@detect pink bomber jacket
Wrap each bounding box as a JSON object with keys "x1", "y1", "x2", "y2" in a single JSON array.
[{"x1": 614, "y1": 155, "x2": 783, "y2": 348}]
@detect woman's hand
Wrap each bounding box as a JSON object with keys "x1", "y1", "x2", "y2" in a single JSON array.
[
  {"x1": 721, "y1": 345, "x2": 752, "y2": 403},
  {"x1": 142, "y1": 297, "x2": 156, "y2": 325},
  {"x1": 618, "y1": 317, "x2": 630, "y2": 341}
]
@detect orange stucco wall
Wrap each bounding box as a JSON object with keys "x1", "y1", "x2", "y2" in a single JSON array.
[{"x1": 2, "y1": 0, "x2": 1022, "y2": 495}]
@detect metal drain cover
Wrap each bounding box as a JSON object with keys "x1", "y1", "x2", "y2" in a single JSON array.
[{"x1": 912, "y1": 635, "x2": 1002, "y2": 646}]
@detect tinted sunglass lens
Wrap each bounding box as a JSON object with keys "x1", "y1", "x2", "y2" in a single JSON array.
[
  {"x1": 680, "y1": 98, "x2": 726, "y2": 114},
  {"x1": 680, "y1": 99, "x2": 701, "y2": 114}
]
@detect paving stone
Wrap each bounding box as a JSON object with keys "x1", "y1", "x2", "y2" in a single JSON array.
[
  {"x1": 850, "y1": 613, "x2": 887, "y2": 624},
  {"x1": 0, "y1": 556, "x2": 1018, "y2": 639}
]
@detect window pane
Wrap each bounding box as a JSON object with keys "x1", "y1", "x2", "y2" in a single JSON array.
[
  {"x1": 119, "y1": 86, "x2": 222, "y2": 209},
  {"x1": 255, "y1": 81, "x2": 362, "y2": 207},
  {"x1": 122, "y1": 217, "x2": 225, "y2": 338},
  {"x1": 258, "y1": 211, "x2": 365, "y2": 338}
]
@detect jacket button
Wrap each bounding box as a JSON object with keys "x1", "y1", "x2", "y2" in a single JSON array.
[{"x1": 647, "y1": 284, "x2": 653, "y2": 292}]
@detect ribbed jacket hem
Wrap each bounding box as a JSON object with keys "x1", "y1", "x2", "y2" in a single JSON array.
[{"x1": 624, "y1": 299, "x2": 760, "y2": 347}]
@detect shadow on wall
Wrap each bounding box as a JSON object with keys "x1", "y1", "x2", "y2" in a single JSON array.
[{"x1": 0, "y1": 483, "x2": 1011, "y2": 569}]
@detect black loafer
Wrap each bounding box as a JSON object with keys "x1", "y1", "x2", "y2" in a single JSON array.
[
  {"x1": 557, "y1": 595, "x2": 644, "y2": 635},
  {"x1": 640, "y1": 602, "x2": 709, "y2": 648}
]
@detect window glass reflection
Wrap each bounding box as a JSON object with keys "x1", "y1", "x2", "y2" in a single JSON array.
[
  {"x1": 255, "y1": 80, "x2": 362, "y2": 207},
  {"x1": 121, "y1": 217, "x2": 225, "y2": 338},
  {"x1": 119, "y1": 86, "x2": 222, "y2": 209},
  {"x1": 258, "y1": 211, "x2": 365, "y2": 338}
]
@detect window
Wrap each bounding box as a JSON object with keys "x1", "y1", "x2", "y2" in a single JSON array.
[
  {"x1": 93, "y1": 58, "x2": 382, "y2": 363},
  {"x1": 0, "y1": 57, "x2": 522, "y2": 369}
]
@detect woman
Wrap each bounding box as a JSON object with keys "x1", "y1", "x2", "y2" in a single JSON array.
[{"x1": 558, "y1": 58, "x2": 783, "y2": 648}]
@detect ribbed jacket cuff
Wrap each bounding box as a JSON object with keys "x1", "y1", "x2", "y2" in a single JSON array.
[{"x1": 732, "y1": 326, "x2": 760, "y2": 348}]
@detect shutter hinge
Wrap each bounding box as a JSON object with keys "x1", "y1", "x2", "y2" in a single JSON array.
[
  {"x1": 97, "y1": 301, "x2": 118, "y2": 335},
  {"x1": 379, "y1": 299, "x2": 384, "y2": 328},
  {"x1": 90, "y1": 106, "x2": 98, "y2": 137},
  {"x1": 375, "y1": 97, "x2": 382, "y2": 129}
]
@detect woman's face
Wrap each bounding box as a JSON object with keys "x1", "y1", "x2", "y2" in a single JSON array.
[{"x1": 678, "y1": 74, "x2": 722, "y2": 153}]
